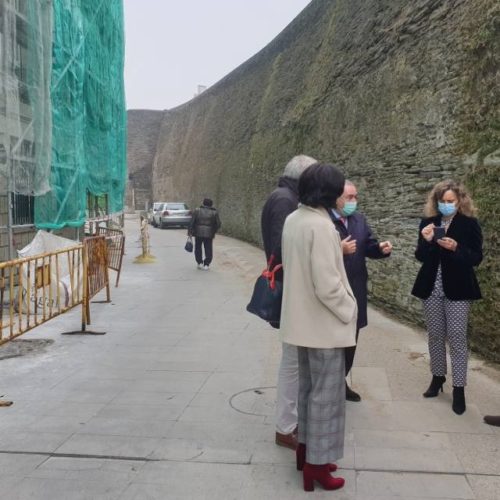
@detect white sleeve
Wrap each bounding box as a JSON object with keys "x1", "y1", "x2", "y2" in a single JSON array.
[{"x1": 310, "y1": 225, "x2": 356, "y2": 324}]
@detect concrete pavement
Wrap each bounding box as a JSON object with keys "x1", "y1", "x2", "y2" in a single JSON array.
[{"x1": 0, "y1": 214, "x2": 499, "y2": 500}]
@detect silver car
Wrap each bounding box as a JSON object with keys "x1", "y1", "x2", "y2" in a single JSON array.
[
  {"x1": 149, "y1": 202, "x2": 166, "y2": 225},
  {"x1": 154, "y1": 202, "x2": 192, "y2": 229}
]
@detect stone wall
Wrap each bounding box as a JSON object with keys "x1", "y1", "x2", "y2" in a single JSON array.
[
  {"x1": 151, "y1": 0, "x2": 500, "y2": 361},
  {"x1": 126, "y1": 109, "x2": 164, "y2": 210}
]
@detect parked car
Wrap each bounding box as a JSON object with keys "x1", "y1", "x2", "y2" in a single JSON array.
[
  {"x1": 154, "y1": 202, "x2": 192, "y2": 228},
  {"x1": 149, "y1": 202, "x2": 166, "y2": 226}
]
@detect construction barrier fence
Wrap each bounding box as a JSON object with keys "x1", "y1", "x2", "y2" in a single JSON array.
[
  {"x1": 0, "y1": 235, "x2": 112, "y2": 345},
  {"x1": 97, "y1": 226, "x2": 125, "y2": 287},
  {"x1": 0, "y1": 245, "x2": 84, "y2": 345}
]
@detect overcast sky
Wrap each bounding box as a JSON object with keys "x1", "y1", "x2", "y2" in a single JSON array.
[{"x1": 124, "y1": 0, "x2": 311, "y2": 110}]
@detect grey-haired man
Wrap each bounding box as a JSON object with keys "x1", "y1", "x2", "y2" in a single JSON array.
[{"x1": 261, "y1": 154, "x2": 317, "y2": 450}]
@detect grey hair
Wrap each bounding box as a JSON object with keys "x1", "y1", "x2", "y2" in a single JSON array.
[
  {"x1": 345, "y1": 179, "x2": 355, "y2": 187},
  {"x1": 283, "y1": 155, "x2": 317, "y2": 180}
]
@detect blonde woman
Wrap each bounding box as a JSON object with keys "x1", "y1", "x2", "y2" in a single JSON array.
[{"x1": 412, "y1": 180, "x2": 483, "y2": 415}]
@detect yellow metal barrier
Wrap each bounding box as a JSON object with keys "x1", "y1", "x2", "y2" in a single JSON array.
[
  {"x1": 97, "y1": 226, "x2": 125, "y2": 287},
  {"x1": 0, "y1": 245, "x2": 84, "y2": 345},
  {"x1": 81, "y1": 235, "x2": 110, "y2": 331},
  {"x1": 0, "y1": 234, "x2": 113, "y2": 343}
]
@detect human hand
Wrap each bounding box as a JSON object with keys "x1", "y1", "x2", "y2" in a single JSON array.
[
  {"x1": 341, "y1": 235, "x2": 357, "y2": 255},
  {"x1": 437, "y1": 237, "x2": 457, "y2": 251},
  {"x1": 379, "y1": 241, "x2": 393, "y2": 255},
  {"x1": 421, "y1": 223, "x2": 435, "y2": 242}
]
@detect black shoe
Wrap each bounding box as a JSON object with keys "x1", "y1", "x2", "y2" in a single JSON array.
[
  {"x1": 346, "y1": 384, "x2": 361, "y2": 402},
  {"x1": 423, "y1": 375, "x2": 446, "y2": 398},
  {"x1": 484, "y1": 415, "x2": 500, "y2": 427},
  {"x1": 452, "y1": 386, "x2": 466, "y2": 415}
]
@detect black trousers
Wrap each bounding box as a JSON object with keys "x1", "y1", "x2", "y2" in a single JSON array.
[
  {"x1": 194, "y1": 237, "x2": 213, "y2": 265},
  {"x1": 345, "y1": 328, "x2": 360, "y2": 376}
]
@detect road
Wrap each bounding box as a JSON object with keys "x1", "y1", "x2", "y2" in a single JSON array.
[{"x1": 0, "y1": 214, "x2": 499, "y2": 499}]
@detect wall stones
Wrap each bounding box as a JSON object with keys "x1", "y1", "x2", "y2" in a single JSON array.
[
  {"x1": 126, "y1": 109, "x2": 164, "y2": 209},
  {"x1": 149, "y1": 0, "x2": 500, "y2": 361}
]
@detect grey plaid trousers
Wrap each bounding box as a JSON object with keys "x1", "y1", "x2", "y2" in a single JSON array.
[{"x1": 297, "y1": 346, "x2": 346, "y2": 465}]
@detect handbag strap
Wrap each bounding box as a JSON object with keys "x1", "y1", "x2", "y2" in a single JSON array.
[{"x1": 262, "y1": 263, "x2": 282, "y2": 290}]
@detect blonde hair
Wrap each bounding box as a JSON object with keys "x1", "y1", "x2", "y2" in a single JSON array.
[{"x1": 424, "y1": 180, "x2": 477, "y2": 217}]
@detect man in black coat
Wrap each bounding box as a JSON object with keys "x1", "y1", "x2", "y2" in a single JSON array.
[
  {"x1": 188, "y1": 198, "x2": 221, "y2": 270},
  {"x1": 331, "y1": 180, "x2": 392, "y2": 401},
  {"x1": 261, "y1": 154, "x2": 317, "y2": 450}
]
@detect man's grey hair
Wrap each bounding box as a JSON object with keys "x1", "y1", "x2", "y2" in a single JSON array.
[
  {"x1": 345, "y1": 179, "x2": 355, "y2": 187},
  {"x1": 283, "y1": 155, "x2": 317, "y2": 180}
]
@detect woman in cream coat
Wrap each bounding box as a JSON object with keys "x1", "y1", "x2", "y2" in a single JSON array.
[{"x1": 281, "y1": 163, "x2": 357, "y2": 492}]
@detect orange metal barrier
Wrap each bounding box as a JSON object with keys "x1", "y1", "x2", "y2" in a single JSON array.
[
  {"x1": 97, "y1": 226, "x2": 125, "y2": 287},
  {"x1": 81, "y1": 235, "x2": 110, "y2": 330},
  {"x1": 0, "y1": 235, "x2": 113, "y2": 343},
  {"x1": 0, "y1": 245, "x2": 84, "y2": 345}
]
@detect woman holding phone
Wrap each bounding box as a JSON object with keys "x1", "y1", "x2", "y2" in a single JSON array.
[{"x1": 412, "y1": 180, "x2": 482, "y2": 415}]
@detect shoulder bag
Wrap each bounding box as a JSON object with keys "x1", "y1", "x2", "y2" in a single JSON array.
[{"x1": 246, "y1": 255, "x2": 283, "y2": 324}]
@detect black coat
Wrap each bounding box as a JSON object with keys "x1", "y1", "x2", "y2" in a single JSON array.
[
  {"x1": 261, "y1": 177, "x2": 299, "y2": 278},
  {"x1": 331, "y1": 211, "x2": 389, "y2": 330},
  {"x1": 260, "y1": 177, "x2": 298, "y2": 329},
  {"x1": 188, "y1": 206, "x2": 221, "y2": 239},
  {"x1": 411, "y1": 213, "x2": 482, "y2": 300}
]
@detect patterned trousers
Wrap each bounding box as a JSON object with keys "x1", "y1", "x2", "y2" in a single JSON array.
[
  {"x1": 423, "y1": 295, "x2": 471, "y2": 387},
  {"x1": 297, "y1": 346, "x2": 345, "y2": 465}
]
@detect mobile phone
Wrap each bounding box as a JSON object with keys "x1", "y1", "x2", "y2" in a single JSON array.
[{"x1": 434, "y1": 226, "x2": 446, "y2": 241}]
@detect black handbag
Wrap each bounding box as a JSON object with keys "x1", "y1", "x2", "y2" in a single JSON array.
[
  {"x1": 246, "y1": 256, "x2": 283, "y2": 324},
  {"x1": 184, "y1": 237, "x2": 193, "y2": 253}
]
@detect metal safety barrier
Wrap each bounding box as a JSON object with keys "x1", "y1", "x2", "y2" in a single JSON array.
[
  {"x1": 0, "y1": 234, "x2": 113, "y2": 343},
  {"x1": 97, "y1": 226, "x2": 125, "y2": 287},
  {"x1": 80, "y1": 235, "x2": 110, "y2": 332},
  {"x1": 0, "y1": 245, "x2": 84, "y2": 345}
]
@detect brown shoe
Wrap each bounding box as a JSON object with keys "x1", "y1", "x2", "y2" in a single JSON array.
[
  {"x1": 484, "y1": 415, "x2": 500, "y2": 427},
  {"x1": 275, "y1": 430, "x2": 298, "y2": 450}
]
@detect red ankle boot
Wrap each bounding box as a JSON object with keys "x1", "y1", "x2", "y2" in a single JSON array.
[
  {"x1": 303, "y1": 462, "x2": 345, "y2": 492},
  {"x1": 296, "y1": 444, "x2": 337, "y2": 472}
]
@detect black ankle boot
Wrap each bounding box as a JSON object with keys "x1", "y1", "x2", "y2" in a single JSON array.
[
  {"x1": 346, "y1": 383, "x2": 361, "y2": 402},
  {"x1": 452, "y1": 386, "x2": 466, "y2": 415},
  {"x1": 423, "y1": 375, "x2": 446, "y2": 398}
]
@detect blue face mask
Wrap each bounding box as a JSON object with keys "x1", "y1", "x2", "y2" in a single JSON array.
[
  {"x1": 438, "y1": 202, "x2": 456, "y2": 217},
  {"x1": 342, "y1": 201, "x2": 357, "y2": 217}
]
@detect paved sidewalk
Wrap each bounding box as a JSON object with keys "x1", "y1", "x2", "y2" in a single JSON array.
[{"x1": 0, "y1": 215, "x2": 499, "y2": 499}]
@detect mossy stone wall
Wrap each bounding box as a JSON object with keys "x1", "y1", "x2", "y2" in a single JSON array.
[{"x1": 151, "y1": 0, "x2": 500, "y2": 361}]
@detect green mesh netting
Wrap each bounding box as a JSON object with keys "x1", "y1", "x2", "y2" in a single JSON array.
[{"x1": 35, "y1": 0, "x2": 126, "y2": 229}]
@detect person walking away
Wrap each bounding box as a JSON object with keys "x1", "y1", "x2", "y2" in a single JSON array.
[
  {"x1": 411, "y1": 180, "x2": 482, "y2": 415},
  {"x1": 331, "y1": 180, "x2": 392, "y2": 401},
  {"x1": 188, "y1": 198, "x2": 221, "y2": 270},
  {"x1": 261, "y1": 154, "x2": 317, "y2": 450},
  {"x1": 281, "y1": 163, "x2": 357, "y2": 491}
]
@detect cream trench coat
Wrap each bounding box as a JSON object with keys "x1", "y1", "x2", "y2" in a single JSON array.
[{"x1": 280, "y1": 205, "x2": 357, "y2": 348}]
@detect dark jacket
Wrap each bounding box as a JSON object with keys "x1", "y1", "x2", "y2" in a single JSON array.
[
  {"x1": 411, "y1": 213, "x2": 482, "y2": 300},
  {"x1": 260, "y1": 176, "x2": 298, "y2": 329},
  {"x1": 188, "y1": 205, "x2": 221, "y2": 239},
  {"x1": 261, "y1": 176, "x2": 299, "y2": 274},
  {"x1": 331, "y1": 211, "x2": 389, "y2": 330}
]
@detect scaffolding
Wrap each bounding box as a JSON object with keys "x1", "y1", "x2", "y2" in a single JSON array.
[{"x1": 0, "y1": 0, "x2": 126, "y2": 260}]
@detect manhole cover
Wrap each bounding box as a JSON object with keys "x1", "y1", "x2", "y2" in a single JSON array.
[
  {"x1": 229, "y1": 386, "x2": 276, "y2": 417},
  {"x1": 0, "y1": 339, "x2": 54, "y2": 360}
]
